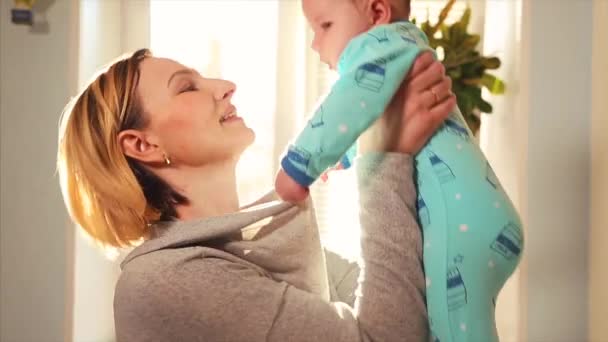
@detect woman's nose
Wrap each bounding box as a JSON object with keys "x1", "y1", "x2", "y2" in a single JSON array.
[{"x1": 210, "y1": 79, "x2": 236, "y2": 101}]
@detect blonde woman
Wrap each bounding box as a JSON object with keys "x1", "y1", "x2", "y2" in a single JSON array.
[{"x1": 57, "y1": 48, "x2": 455, "y2": 341}]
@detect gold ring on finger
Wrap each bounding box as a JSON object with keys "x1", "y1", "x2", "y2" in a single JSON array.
[{"x1": 431, "y1": 88, "x2": 440, "y2": 105}]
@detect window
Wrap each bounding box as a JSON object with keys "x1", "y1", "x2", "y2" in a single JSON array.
[{"x1": 150, "y1": 0, "x2": 279, "y2": 204}]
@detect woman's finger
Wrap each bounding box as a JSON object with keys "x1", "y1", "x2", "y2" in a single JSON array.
[
  {"x1": 407, "y1": 60, "x2": 446, "y2": 93},
  {"x1": 429, "y1": 93, "x2": 457, "y2": 124},
  {"x1": 433, "y1": 75, "x2": 453, "y2": 101},
  {"x1": 409, "y1": 75, "x2": 453, "y2": 112},
  {"x1": 425, "y1": 76, "x2": 453, "y2": 108},
  {"x1": 407, "y1": 52, "x2": 435, "y2": 80}
]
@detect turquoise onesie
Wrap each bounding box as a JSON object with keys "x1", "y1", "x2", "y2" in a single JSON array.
[{"x1": 281, "y1": 21, "x2": 524, "y2": 342}]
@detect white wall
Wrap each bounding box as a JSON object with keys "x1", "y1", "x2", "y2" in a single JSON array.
[
  {"x1": 274, "y1": 0, "x2": 307, "y2": 171},
  {"x1": 520, "y1": 1, "x2": 593, "y2": 341},
  {"x1": 0, "y1": 0, "x2": 79, "y2": 341},
  {"x1": 479, "y1": 2, "x2": 524, "y2": 340},
  {"x1": 72, "y1": 4, "x2": 123, "y2": 342},
  {"x1": 589, "y1": 0, "x2": 608, "y2": 340},
  {"x1": 482, "y1": 0, "x2": 595, "y2": 341},
  {"x1": 73, "y1": 1, "x2": 150, "y2": 341}
]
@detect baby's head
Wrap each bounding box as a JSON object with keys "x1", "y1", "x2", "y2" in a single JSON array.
[{"x1": 303, "y1": 0, "x2": 411, "y2": 69}]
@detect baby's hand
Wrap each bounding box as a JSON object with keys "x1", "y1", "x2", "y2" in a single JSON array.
[{"x1": 275, "y1": 169, "x2": 310, "y2": 203}]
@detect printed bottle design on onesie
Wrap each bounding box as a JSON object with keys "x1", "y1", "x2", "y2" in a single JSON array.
[
  {"x1": 367, "y1": 28, "x2": 389, "y2": 43},
  {"x1": 394, "y1": 23, "x2": 419, "y2": 45},
  {"x1": 447, "y1": 266, "x2": 468, "y2": 311},
  {"x1": 355, "y1": 58, "x2": 387, "y2": 92},
  {"x1": 444, "y1": 118, "x2": 471, "y2": 141},
  {"x1": 490, "y1": 222, "x2": 523, "y2": 260},
  {"x1": 486, "y1": 162, "x2": 500, "y2": 190},
  {"x1": 309, "y1": 106, "x2": 325, "y2": 128},
  {"x1": 416, "y1": 195, "x2": 431, "y2": 228},
  {"x1": 427, "y1": 150, "x2": 456, "y2": 184}
]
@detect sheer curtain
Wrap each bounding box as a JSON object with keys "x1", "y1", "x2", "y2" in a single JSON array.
[{"x1": 480, "y1": 1, "x2": 524, "y2": 340}]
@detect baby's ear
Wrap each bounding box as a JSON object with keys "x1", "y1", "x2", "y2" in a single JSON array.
[{"x1": 369, "y1": 0, "x2": 392, "y2": 25}]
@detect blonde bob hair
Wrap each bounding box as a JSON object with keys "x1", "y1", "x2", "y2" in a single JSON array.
[{"x1": 57, "y1": 49, "x2": 186, "y2": 249}]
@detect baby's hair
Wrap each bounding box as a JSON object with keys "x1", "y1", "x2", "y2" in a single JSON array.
[
  {"x1": 391, "y1": 0, "x2": 412, "y2": 20},
  {"x1": 352, "y1": 0, "x2": 412, "y2": 20}
]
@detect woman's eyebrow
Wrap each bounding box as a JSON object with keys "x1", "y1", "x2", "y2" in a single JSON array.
[{"x1": 167, "y1": 69, "x2": 196, "y2": 88}]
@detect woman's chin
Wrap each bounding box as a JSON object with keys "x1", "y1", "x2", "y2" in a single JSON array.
[
  {"x1": 232, "y1": 128, "x2": 255, "y2": 156},
  {"x1": 243, "y1": 127, "x2": 256, "y2": 146}
]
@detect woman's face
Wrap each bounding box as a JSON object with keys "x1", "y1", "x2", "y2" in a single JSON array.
[{"x1": 135, "y1": 57, "x2": 255, "y2": 167}]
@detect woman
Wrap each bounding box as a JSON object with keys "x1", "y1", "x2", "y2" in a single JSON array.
[{"x1": 57, "y1": 48, "x2": 455, "y2": 341}]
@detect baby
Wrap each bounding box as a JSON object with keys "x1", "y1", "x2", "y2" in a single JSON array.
[{"x1": 275, "y1": 0, "x2": 524, "y2": 341}]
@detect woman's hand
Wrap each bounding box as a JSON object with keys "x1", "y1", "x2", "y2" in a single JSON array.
[{"x1": 358, "y1": 52, "x2": 456, "y2": 155}]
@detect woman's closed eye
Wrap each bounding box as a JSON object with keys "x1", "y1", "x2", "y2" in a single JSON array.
[{"x1": 179, "y1": 82, "x2": 198, "y2": 94}]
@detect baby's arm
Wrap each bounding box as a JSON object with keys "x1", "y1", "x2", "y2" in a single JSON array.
[{"x1": 276, "y1": 23, "x2": 432, "y2": 202}]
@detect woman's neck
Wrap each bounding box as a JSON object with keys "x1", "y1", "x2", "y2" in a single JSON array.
[{"x1": 161, "y1": 160, "x2": 240, "y2": 221}]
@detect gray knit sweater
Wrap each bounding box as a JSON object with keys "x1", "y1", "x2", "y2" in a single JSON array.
[{"x1": 114, "y1": 153, "x2": 428, "y2": 341}]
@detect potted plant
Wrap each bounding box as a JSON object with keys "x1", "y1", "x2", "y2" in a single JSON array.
[{"x1": 415, "y1": 0, "x2": 505, "y2": 135}]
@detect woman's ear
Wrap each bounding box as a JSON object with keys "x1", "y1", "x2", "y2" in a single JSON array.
[
  {"x1": 369, "y1": 0, "x2": 392, "y2": 25},
  {"x1": 118, "y1": 129, "x2": 164, "y2": 164}
]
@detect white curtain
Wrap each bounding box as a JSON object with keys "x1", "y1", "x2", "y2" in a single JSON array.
[
  {"x1": 74, "y1": 1, "x2": 150, "y2": 341},
  {"x1": 479, "y1": 1, "x2": 524, "y2": 341}
]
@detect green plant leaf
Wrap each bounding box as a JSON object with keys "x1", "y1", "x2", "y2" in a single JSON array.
[
  {"x1": 417, "y1": 0, "x2": 505, "y2": 135},
  {"x1": 481, "y1": 57, "x2": 501, "y2": 69},
  {"x1": 460, "y1": 61, "x2": 484, "y2": 78},
  {"x1": 460, "y1": 6, "x2": 471, "y2": 31},
  {"x1": 440, "y1": 23, "x2": 451, "y2": 42},
  {"x1": 465, "y1": 113, "x2": 481, "y2": 134},
  {"x1": 421, "y1": 21, "x2": 432, "y2": 35},
  {"x1": 449, "y1": 23, "x2": 466, "y2": 46},
  {"x1": 447, "y1": 67, "x2": 462, "y2": 80},
  {"x1": 477, "y1": 98, "x2": 493, "y2": 113},
  {"x1": 462, "y1": 34, "x2": 480, "y2": 50},
  {"x1": 480, "y1": 73, "x2": 506, "y2": 94},
  {"x1": 462, "y1": 78, "x2": 481, "y2": 86},
  {"x1": 433, "y1": 0, "x2": 456, "y2": 34}
]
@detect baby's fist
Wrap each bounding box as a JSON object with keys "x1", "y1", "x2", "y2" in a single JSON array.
[{"x1": 275, "y1": 169, "x2": 310, "y2": 203}]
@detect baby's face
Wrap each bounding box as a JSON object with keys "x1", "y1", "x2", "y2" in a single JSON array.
[{"x1": 303, "y1": 0, "x2": 372, "y2": 70}]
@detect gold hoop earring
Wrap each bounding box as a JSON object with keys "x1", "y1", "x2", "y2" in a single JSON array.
[{"x1": 163, "y1": 153, "x2": 171, "y2": 166}]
